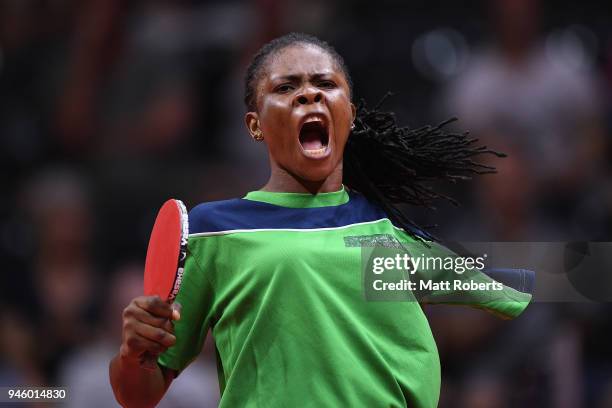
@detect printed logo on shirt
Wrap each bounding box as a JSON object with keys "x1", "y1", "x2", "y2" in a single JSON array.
[{"x1": 344, "y1": 234, "x2": 405, "y2": 249}]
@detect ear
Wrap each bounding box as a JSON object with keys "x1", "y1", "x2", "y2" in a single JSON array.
[
  {"x1": 350, "y1": 102, "x2": 356, "y2": 123},
  {"x1": 244, "y1": 111, "x2": 260, "y2": 138}
]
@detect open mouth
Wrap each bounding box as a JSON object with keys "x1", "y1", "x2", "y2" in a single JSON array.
[{"x1": 298, "y1": 117, "x2": 330, "y2": 158}]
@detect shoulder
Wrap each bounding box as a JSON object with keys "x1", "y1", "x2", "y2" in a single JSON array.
[
  {"x1": 187, "y1": 191, "x2": 389, "y2": 235},
  {"x1": 188, "y1": 198, "x2": 256, "y2": 235},
  {"x1": 345, "y1": 190, "x2": 388, "y2": 220},
  {"x1": 347, "y1": 191, "x2": 432, "y2": 241}
]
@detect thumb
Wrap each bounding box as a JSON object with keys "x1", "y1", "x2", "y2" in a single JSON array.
[{"x1": 171, "y1": 302, "x2": 182, "y2": 321}]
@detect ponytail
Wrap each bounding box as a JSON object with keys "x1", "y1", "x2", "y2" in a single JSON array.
[{"x1": 343, "y1": 94, "x2": 505, "y2": 242}]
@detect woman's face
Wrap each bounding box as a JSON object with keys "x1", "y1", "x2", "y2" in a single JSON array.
[{"x1": 245, "y1": 44, "x2": 355, "y2": 183}]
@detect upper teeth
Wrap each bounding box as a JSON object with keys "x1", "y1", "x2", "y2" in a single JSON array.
[{"x1": 304, "y1": 116, "x2": 324, "y2": 124}]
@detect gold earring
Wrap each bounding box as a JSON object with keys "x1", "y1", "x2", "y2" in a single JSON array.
[{"x1": 253, "y1": 130, "x2": 264, "y2": 141}]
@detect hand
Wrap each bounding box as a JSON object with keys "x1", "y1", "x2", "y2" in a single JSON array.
[{"x1": 119, "y1": 296, "x2": 181, "y2": 370}]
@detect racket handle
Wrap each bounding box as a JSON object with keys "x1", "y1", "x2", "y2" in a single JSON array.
[{"x1": 140, "y1": 352, "x2": 159, "y2": 370}]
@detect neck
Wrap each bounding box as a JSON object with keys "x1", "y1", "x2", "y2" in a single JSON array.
[{"x1": 262, "y1": 161, "x2": 343, "y2": 194}]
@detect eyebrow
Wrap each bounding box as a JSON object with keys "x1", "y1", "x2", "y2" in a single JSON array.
[{"x1": 270, "y1": 73, "x2": 333, "y2": 82}]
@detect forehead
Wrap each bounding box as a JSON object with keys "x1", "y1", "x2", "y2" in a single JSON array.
[{"x1": 264, "y1": 44, "x2": 342, "y2": 80}]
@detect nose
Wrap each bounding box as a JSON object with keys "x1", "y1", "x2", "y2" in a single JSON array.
[{"x1": 294, "y1": 85, "x2": 324, "y2": 106}]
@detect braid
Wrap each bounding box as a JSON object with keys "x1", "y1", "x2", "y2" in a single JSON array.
[{"x1": 344, "y1": 93, "x2": 505, "y2": 242}]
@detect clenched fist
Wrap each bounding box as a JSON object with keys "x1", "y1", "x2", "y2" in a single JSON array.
[{"x1": 119, "y1": 296, "x2": 181, "y2": 369}]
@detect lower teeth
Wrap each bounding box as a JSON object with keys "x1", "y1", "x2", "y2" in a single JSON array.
[{"x1": 305, "y1": 147, "x2": 327, "y2": 155}]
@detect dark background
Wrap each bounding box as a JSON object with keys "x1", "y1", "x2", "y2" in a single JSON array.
[{"x1": 1, "y1": 0, "x2": 611, "y2": 406}]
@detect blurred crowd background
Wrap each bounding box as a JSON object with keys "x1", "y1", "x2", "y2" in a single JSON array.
[{"x1": 1, "y1": 0, "x2": 612, "y2": 407}]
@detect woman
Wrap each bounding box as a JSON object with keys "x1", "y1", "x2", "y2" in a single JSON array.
[{"x1": 109, "y1": 33, "x2": 531, "y2": 407}]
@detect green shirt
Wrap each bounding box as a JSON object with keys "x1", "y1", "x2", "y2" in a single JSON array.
[{"x1": 158, "y1": 188, "x2": 531, "y2": 407}]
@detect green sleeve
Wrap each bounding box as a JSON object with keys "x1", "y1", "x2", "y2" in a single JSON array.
[
  {"x1": 410, "y1": 240, "x2": 532, "y2": 319},
  {"x1": 158, "y1": 238, "x2": 215, "y2": 374}
]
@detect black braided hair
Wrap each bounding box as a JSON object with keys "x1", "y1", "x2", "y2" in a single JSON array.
[
  {"x1": 244, "y1": 33, "x2": 504, "y2": 242},
  {"x1": 344, "y1": 94, "x2": 505, "y2": 241}
]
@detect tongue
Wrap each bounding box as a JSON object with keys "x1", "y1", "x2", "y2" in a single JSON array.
[{"x1": 301, "y1": 131, "x2": 324, "y2": 150}]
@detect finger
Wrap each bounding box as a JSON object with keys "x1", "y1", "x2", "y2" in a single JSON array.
[
  {"x1": 129, "y1": 306, "x2": 173, "y2": 330},
  {"x1": 122, "y1": 313, "x2": 174, "y2": 339},
  {"x1": 171, "y1": 302, "x2": 182, "y2": 321},
  {"x1": 162, "y1": 319, "x2": 175, "y2": 334},
  {"x1": 134, "y1": 296, "x2": 173, "y2": 319},
  {"x1": 135, "y1": 324, "x2": 176, "y2": 348}
]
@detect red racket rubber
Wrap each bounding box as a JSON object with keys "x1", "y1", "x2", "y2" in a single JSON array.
[{"x1": 141, "y1": 199, "x2": 189, "y2": 369}]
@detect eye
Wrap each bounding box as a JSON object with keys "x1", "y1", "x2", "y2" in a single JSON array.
[
  {"x1": 275, "y1": 84, "x2": 295, "y2": 93},
  {"x1": 318, "y1": 80, "x2": 337, "y2": 89}
]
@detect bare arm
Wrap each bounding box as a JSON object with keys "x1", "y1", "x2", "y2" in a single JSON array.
[
  {"x1": 109, "y1": 296, "x2": 180, "y2": 408},
  {"x1": 109, "y1": 354, "x2": 174, "y2": 408}
]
